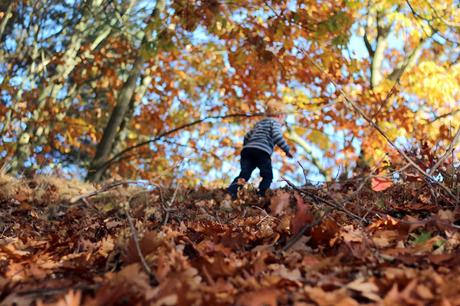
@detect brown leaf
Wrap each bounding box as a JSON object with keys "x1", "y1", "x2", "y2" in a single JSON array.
[
  {"x1": 291, "y1": 192, "x2": 314, "y2": 236},
  {"x1": 124, "y1": 231, "x2": 164, "y2": 264},
  {"x1": 415, "y1": 284, "x2": 434, "y2": 300},
  {"x1": 346, "y1": 278, "x2": 381, "y2": 301},
  {"x1": 310, "y1": 219, "x2": 340, "y2": 247},
  {"x1": 304, "y1": 286, "x2": 359, "y2": 306},
  {"x1": 269, "y1": 190, "x2": 290, "y2": 216},
  {"x1": 236, "y1": 289, "x2": 278, "y2": 306}
]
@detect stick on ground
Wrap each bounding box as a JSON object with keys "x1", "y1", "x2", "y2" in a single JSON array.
[{"x1": 124, "y1": 207, "x2": 158, "y2": 285}]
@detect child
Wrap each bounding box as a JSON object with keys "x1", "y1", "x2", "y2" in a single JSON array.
[{"x1": 227, "y1": 103, "x2": 293, "y2": 199}]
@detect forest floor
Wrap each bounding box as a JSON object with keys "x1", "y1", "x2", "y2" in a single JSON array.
[{"x1": 1, "y1": 173, "x2": 460, "y2": 306}]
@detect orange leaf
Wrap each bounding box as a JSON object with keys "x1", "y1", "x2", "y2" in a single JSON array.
[
  {"x1": 236, "y1": 289, "x2": 278, "y2": 306},
  {"x1": 371, "y1": 176, "x2": 393, "y2": 192}
]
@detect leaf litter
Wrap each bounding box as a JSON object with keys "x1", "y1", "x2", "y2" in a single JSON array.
[{"x1": 1, "y1": 173, "x2": 460, "y2": 305}]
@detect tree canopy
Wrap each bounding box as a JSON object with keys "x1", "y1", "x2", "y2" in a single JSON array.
[{"x1": 1, "y1": 0, "x2": 459, "y2": 185}]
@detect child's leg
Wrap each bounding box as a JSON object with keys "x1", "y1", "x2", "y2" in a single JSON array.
[
  {"x1": 257, "y1": 154, "x2": 273, "y2": 196},
  {"x1": 227, "y1": 150, "x2": 256, "y2": 198}
]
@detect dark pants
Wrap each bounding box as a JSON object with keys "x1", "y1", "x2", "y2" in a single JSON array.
[{"x1": 227, "y1": 148, "x2": 273, "y2": 198}]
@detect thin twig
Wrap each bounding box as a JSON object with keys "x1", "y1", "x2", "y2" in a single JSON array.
[
  {"x1": 98, "y1": 113, "x2": 266, "y2": 172},
  {"x1": 70, "y1": 180, "x2": 148, "y2": 204},
  {"x1": 124, "y1": 206, "x2": 158, "y2": 285},
  {"x1": 297, "y1": 160, "x2": 310, "y2": 185},
  {"x1": 167, "y1": 183, "x2": 180, "y2": 207},
  {"x1": 282, "y1": 176, "x2": 364, "y2": 223},
  {"x1": 163, "y1": 183, "x2": 180, "y2": 226}
]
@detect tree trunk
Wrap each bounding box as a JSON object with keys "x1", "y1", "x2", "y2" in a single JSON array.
[
  {"x1": 285, "y1": 126, "x2": 328, "y2": 179},
  {"x1": 0, "y1": 0, "x2": 14, "y2": 41},
  {"x1": 86, "y1": 0, "x2": 166, "y2": 182},
  {"x1": 370, "y1": 11, "x2": 392, "y2": 89}
]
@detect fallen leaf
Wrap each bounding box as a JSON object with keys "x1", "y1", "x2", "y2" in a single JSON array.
[
  {"x1": 269, "y1": 190, "x2": 290, "y2": 216},
  {"x1": 346, "y1": 278, "x2": 381, "y2": 301},
  {"x1": 310, "y1": 218, "x2": 340, "y2": 247},
  {"x1": 304, "y1": 286, "x2": 359, "y2": 306},
  {"x1": 236, "y1": 289, "x2": 278, "y2": 306},
  {"x1": 371, "y1": 176, "x2": 393, "y2": 192},
  {"x1": 415, "y1": 284, "x2": 434, "y2": 300},
  {"x1": 291, "y1": 192, "x2": 314, "y2": 236}
]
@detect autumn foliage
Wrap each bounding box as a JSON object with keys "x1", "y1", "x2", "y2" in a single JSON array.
[{"x1": 1, "y1": 0, "x2": 459, "y2": 183}]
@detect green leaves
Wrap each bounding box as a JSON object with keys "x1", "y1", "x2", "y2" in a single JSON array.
[{"x1": 410, "y1": 231, "x2": 432, "y2": 245}]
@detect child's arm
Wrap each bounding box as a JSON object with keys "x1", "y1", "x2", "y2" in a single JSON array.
[
  {"x1": 243, "y1": 129, "x2": 253, "y2": 145},
  {"x1": 272, "y1": 120, "x2": 291, "y2": 155}
]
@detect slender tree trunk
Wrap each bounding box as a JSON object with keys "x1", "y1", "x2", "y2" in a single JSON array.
[
  {"x1": 111, "y1": 70, "x2": 153, "y2": 155},
  {"x1": 86, "y1": 0, "x2": 166, "y2": 182},
  {"x1": 0, "y1": 1, "x2": 14, "y2": 41},
  {"x1": 370, "y1": 11, "x2": 391, "y2": 89},
  {"x1": 86, "y1": 56, "x2": 144, "y2": 181},
  {"x1": 285, "y1": 126, "x2": 328, "y2": 179}
]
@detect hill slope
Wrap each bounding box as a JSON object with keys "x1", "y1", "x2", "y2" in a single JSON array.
[{"x1": 1, "y1": 175, "x2": 460, "y2": 305}]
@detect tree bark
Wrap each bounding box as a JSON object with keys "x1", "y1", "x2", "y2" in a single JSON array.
[
  {"x1": 370, "y1": 11, "x2": 392, "y2": 89},
  {"x1": 0, "y1": 0, "x2": 14, "y2": 41},
  {"x1": 86, "y1": 0, "x2": 166, "y2": 182},
  {"x1": 285, "y1": 126, "x2": 328, "y2": 179}
]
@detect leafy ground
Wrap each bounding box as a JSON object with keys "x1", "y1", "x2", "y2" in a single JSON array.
[{"x1": 1, "y1": 173, "x2": 460, "y2": 305}]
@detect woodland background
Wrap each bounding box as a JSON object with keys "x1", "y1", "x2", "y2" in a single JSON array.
[{"x1": 1, "y1": 0, "x2": 459, "y2": 186}]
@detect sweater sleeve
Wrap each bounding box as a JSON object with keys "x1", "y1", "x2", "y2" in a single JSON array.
[
  {"x1": 243, "y1": 128, "x2": 253, "y2": 145},
  {"x1": 271, "y1": 120, "x2": 290, "y2": 154}
]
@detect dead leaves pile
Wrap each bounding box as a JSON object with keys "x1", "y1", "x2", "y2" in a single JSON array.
[{"x1": 1, "y1": 176, "x2": 460, "y2": 305}]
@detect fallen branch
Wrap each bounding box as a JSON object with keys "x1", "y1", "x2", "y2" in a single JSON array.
[
  {"x1": 282, "y1": 176, "x2": 365, "y2": 223},
  {"x1": 17, "y1": 285, "x2": 98, "y2": 297},
  {"x1": 295, "y1": 47, "x2": 457, "y2": 200},
  {"x1": 263, "y1": 1, "x2": 456, "y2": 199},
  {"x1": 70, "y1": 180, "x2": 149, "y2": 204},
  {"x1": 163, "y1": 183, "x2": 180, "y2": 225}
]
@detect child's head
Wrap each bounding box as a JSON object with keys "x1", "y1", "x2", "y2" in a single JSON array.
[{"x1": 265, "y1": 99, "x2": 286, "y2": 123}]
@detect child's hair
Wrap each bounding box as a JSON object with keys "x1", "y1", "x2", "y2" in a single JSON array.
[{"x1": 265, "y1": 99, "x2": 286, "y2": 116}]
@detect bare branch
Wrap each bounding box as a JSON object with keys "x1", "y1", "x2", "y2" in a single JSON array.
[
  {"x1": 423, "y1": 0, "x2": 460, "y2": 28},
  {"x1": 285, "y1": 125, "x2": 328, "y2": 178},
  {"x1": 88, "y1": 113, "x2": 266, "y2": 179},
  {"x1": 296, "y1": 46, "x2": 457, "y2": 199},
  {"x1": 428, "y1": 109, "x2": 460, "y2": 123},
  {"x1": 406, "y1": 0, "x2": 460, "y2": 45}
]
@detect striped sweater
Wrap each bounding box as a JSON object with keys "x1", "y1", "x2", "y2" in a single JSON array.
[{"x1": 243, "y1": 118, "x2": 290, "y2": 156}]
